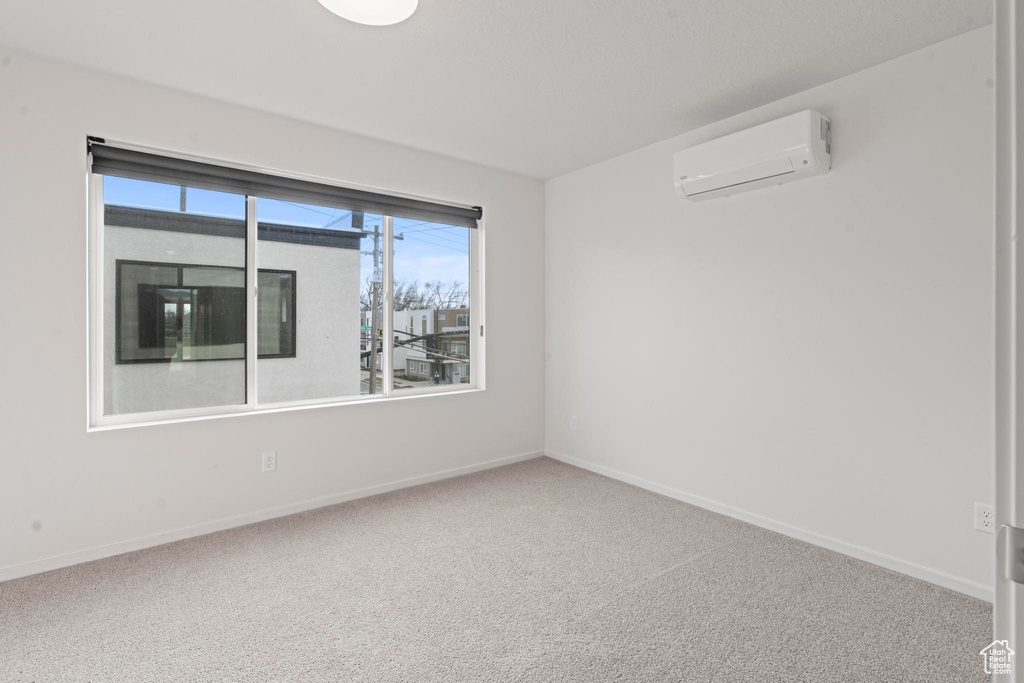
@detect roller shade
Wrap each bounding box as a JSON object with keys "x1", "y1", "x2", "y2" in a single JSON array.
[{"x1": 88, "y1": 141, "x2": 481, "y2": 229}]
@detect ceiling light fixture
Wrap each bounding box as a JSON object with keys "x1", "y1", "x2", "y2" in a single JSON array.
[{"x1": 317, "y1": 0, "x2": 418, "y2": 26}]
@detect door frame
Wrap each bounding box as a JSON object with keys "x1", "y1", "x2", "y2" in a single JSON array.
[{"x1": 996, "y1": 1, "x2": 1021, "y2": 680}]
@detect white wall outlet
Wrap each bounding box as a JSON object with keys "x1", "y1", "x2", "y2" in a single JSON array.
[
  {"x1": 974, "y1": 503, "x2": 995, "y2": 534},
  {"x1": 261, "y1": 451, "x2": 277, "y2": 473},
  {"x1": 570, "y1": 415, "x2": 578, "y2": 431}
]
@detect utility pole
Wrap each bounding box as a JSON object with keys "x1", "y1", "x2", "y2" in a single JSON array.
[
  {"x1": 358, "y1": 214, "x2": 402, "y2": 395},
  {"x1": 179, "y1": 186, "x2": 187, "y2": 212},
  {"x1": 368, "y1": 223, "x2": 380, "y2": 394}
]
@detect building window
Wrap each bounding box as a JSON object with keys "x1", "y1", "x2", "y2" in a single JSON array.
[
  {"x1": 457, "y1": 313, "x2": 469, "y2": 326},
  {"x1": 116, "y1": 261, "x2": 244, "y2": 364},
  {"x1": 89, "y1": 140, "x2": 482, "y2": 427},
  {"x1": 116, "y1": 261, "x2": 295, "y2": 363},
  {"x1": 257, "y1": 270, "x2": 296, "y2": 358}
]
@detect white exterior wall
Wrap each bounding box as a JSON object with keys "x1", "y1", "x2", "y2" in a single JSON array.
[
  {"x1": 546, "y1": 28, "x2": 995, "y2": 599},
  {"x1": 395, "y1": 309, "x2": 435, "y2": 337},
  {"x1": 257, "y1": 240, "x2": 360, "y2": 404},
  {"x1": 393, "y1": 309, "x2": 434, "y2": 374}
]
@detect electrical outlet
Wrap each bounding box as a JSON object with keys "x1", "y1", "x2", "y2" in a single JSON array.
[
  {"x1": 974, "y1": 503, "x2": 995, "y2": 534},
  {"x1": 570, "y1": 415, "x2": 578, "y2": 431},
  {"x1": 261, "y1": 451, "x2": 277, "y2": 473}
]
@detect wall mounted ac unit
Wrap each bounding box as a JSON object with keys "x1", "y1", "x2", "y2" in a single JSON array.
[{"x1": 673, "y1": 110, "x2": 831, "y2": 201}]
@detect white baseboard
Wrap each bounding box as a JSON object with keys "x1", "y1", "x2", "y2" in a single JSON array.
[
  {"x1": 0, "y1": 450, "x2": 543, "y2": 583},
  {"x1": 544, "y1": 449, "x2": 993, "y2": 603}
]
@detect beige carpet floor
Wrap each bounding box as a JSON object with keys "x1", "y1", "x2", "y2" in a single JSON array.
[{"x1": 1, "y1": 457, "x2": 992, "y2": 682}]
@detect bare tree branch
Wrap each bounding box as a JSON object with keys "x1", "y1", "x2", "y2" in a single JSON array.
[{"x1": 363, "y1": 278, "x2": 467, "y2": 311}]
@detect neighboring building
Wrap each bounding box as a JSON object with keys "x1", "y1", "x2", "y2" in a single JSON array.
[
  {"x1": 393, "y1": 308, "x2": 470, "y2": 383},
  {"x1": 360, "y1": 308, "x2": 470, "y2": 384},
  {"x1": 104, "y1": 204, "x2": 362, "y2": 414},
  {"x1": 392, "y1": 308, "x2": 434, "y2": 380}
]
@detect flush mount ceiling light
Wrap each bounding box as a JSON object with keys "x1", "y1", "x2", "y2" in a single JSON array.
[{"x1": 317, "y1": 0, "x2": 418, "y2": 26}]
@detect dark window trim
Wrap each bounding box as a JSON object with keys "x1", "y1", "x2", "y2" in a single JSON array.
[
  {"x1": 257, "y1": 268, "x2": 297, "y2": 360},
  {"x1": 105, "y1": 205, "x2": 362, "y2": 251},
  {"x1": 114, "y1": 259, "x2": 297, "y2": 364}
]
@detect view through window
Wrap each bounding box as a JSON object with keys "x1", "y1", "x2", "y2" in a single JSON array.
[
  {"x1": 103, "y1": 177, "x2": 247, "y2": 415},
  {"x1": 91, "y1": 144, "x2": 480, "y2": 425},
  {"x1": 254, "y1": 197, "x2": 382, "y2": 403},
  {"x1": 391, "y1": 217, "x2": 471, "y2": 392}
]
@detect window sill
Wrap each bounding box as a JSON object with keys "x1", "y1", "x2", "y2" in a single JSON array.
[{"x1": 87, "y1": 385, "x2": 483, "y2": 432}]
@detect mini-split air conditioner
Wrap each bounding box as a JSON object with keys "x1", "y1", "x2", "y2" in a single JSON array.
[{"x1": 673, "y1": 109, "x2": 831, "y2": 201}]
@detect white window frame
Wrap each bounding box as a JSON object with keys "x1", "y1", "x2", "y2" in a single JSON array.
[{"x1": 86, "y1": 142, "x2": 485, "y2": 431}]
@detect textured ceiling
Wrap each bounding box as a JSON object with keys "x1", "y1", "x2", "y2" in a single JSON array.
[{"x1": 0, "y1": 0, "x2": 992, "y2": 178}]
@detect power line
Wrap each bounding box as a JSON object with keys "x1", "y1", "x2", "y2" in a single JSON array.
[
  {"x1": 400, "y1": 233, "x2": 469, "y2": 253},
  {"x1": 226, "y1": 197, "x2": 471, "y2": 237},
  {"x1": 397, "y1": 222, "x2": 468, "y2": 236},
  {"x1": 397, "y1": 229, "x2": 468, "y2": 248},
  {"x1": 277, "y1": 200, "x2": 340, "y2": 221},
  {"x1": 259, "y1": 204, "x2": 472, "y2": 248},
  {"x1": 257, "y1": 199, "x2": 470, "y2": 256}
]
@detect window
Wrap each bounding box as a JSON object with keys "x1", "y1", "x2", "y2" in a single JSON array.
[
  {"x1": 116, "y1": 261, "x2": 295, "y2": 363},
  {"x1": 116, "y1": 260, "x2": 245, "y2": 363},
  {"x1": 255, "y1": 197, "x2": 380, "y2": 403},
  {"x1": 99, "y1": 178, "x2": 247, "y2": 415},
  {"x1": 89, "y1": 141, "x2": 482, "y2": 427},
  {"x1": 257, "y1": 270, "x2": 296, "y2": 358}
]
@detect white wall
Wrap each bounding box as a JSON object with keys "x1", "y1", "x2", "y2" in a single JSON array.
[
  {"x1": 545, "y1": 27, "x2": 995, "y2": 598},
  {"x1": 0, "y1": 50, "x2": 545, "y2": 578}
]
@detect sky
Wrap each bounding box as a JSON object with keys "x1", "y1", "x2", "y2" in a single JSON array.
[{"x1": 103, "y1": 176, "x2": 471, "y2": 289}]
